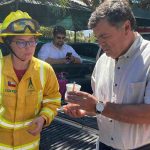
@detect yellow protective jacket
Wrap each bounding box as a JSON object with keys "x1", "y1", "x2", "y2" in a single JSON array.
[{"x1": 0, "y1": 55, "x2": 61, "y2": 150}]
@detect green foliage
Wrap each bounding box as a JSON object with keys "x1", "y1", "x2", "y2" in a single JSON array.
[
  {"x1": 35, "y1": 0, "x2": 70, "y2": 16},
  {"x1": 82, "y1": 0, "x2": 150, "y2": 10},
  {"x1": 40, "y1": 26, "x2": 53, "y2": 39},
  {"x1": 39, "y1": 26, "x2": 95, "y2": 43}
]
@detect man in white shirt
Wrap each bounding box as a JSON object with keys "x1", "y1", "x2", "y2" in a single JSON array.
[
  {"x1": 63, "y1": 0, "x2": 150, "y2": 150},
  {"x1": 38, "y1": 26, "x2": 82, "y2": 64}
]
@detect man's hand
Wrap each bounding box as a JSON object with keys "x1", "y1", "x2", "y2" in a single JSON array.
[
  {"x1": 65, "y1": 91, "x2": 98, "y2": 114},
  {"x1": 27, "y1": 116, "x2": 45, "y2": 136},
  {"x1": 70, "y1": 56, "x2": 75, "y2": 63},
  {"x1": 63, "y1": 103, "x2": 87, "y2": 118}
]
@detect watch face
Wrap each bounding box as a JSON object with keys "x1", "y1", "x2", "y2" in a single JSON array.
[{"x1": 96, "y1": 102, "x2": 104, "y2": 113}]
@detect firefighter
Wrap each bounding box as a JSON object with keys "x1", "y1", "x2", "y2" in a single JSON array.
[{"x1": 0, "y1": 10, "x2": 61, "y2": 149}]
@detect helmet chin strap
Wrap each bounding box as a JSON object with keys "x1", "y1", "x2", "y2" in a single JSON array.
[
  {"x1": 4, "y1": 43, "x2": 26, "y2": 61},
  {"x1": 10, "y1": 49, "x2": 26, "y2": 62}
]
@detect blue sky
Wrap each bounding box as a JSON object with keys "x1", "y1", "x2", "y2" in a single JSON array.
[{"x1": 83, "y1": 30, "x2": 92, "y2": 37}]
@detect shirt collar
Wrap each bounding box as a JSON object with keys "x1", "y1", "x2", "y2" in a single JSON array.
[
  {"x1": 119, "y1": 33, "x2": 143, "y2": 60},
  {"x1": 51, "y1": 41, "x2": 64, "y2": 50}
]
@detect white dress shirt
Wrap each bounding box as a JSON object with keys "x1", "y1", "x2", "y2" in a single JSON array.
[{"x1": 92, "y1": 33, "x2": 150, "y2": 149}]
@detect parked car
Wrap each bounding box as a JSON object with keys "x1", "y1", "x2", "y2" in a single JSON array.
[{"x1": 69, "y1": 42, "x2": 101, "y2": 63}]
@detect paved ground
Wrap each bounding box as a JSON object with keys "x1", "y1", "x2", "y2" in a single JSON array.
[{"x1": 40, "y1": 113, "x2": 98, "y2": 150}]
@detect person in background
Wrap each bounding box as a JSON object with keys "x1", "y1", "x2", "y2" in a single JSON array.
[
  {"x1": 38, "y1": 25, "x2": 82, "y2": 64},
  {"x1": 63, "y1": 0, "x2": 150, "y2": 150},
  {"x1": 0, "y1": 10, "x2": 61, "y2": 149}
]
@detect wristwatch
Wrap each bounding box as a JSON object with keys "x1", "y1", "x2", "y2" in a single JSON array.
[{"x1": 96, "y1": 101, "x2": 105, "y2": 114}]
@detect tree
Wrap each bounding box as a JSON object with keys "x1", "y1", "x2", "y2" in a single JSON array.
[
  {"x1": 14, "y1": 0, "x2": 149, "y2": 11},
  {"x1": 81, "y1": 0, "x2": 150, "y2": 10}
]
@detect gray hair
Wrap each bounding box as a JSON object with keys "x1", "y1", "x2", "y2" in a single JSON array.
[{"x1": 88, "y1": 0, "x2": 136, "y2": 30}]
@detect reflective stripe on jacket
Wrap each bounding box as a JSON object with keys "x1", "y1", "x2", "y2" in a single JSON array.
[{"x1": 0, "y1": 55, "x2": 61, "y2": 149}]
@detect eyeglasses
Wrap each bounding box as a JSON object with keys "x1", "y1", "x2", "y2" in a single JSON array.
[
  {"x1": 56, "y1": 36, "x2": 66, "y2": 40},
  {"x1": 12, "y1": 40, "x2": 37, "y2": 48},
  {"x1": 3, "y1": 19, "x2": 40, "y2": 33}
]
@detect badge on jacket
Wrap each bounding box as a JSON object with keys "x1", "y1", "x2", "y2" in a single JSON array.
[
  {"x1": 8, "y1": 81, "x2": 16, "y2": 87},
  {"x1": 28, "y1": 78, "x2": 34, "y2": 91}
]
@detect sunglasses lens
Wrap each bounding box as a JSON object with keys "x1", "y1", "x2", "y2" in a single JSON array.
[{"x1": 56, "y1": 36, "x2": 65, "y2": 40}]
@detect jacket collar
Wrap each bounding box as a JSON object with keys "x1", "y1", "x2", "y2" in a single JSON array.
[{"x1": 3, "y1": 55, "x2": 38, "y2": 82}]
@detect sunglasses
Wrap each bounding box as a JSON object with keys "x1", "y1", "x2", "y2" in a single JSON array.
[
  {"x1": 3, "y1": 19, "x2": 40, "y2": 33},
  {"x1": 56, "y1": 36, "x2": 66, "y2": 40},
  {"x1": 12, "y1": 40, "x2": 37, "y2": 48}
]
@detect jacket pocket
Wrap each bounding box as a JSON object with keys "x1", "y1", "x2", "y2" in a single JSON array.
[
  {"x1": 1, "y1": 92, "x2": 16, "y2": 121},
  {"x1": 25, "y1": 91, "x2": 39, "y2": 118}
]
